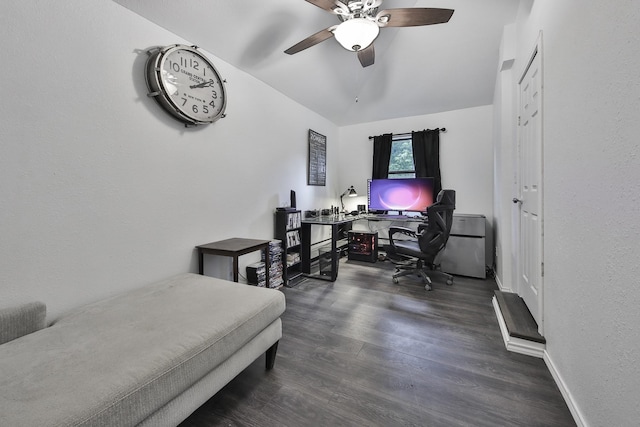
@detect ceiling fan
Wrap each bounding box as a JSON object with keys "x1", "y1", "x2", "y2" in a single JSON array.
[{"x1": 284, "y1": 0, "x2": 454, "y2": 67}]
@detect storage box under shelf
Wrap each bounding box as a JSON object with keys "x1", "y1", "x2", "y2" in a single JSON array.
[{"x1": 246, "y1": 262, "x2": 266, "y2": 287}]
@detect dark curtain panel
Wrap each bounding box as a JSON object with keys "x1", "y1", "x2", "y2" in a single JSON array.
[
  {"x1": 372, "y1": 133, "x2": 393, "y2": 179},
  {"x1": 412, "y1": 129, "x2": 442, "y2": 197}
]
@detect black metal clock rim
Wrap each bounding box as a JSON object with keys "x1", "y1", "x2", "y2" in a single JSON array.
[
  {"x1": 160, "y1": 45, "x2": 227, "y2": 122},
  {"x1": 155, "y1": 45, "x2": 225, "y2": 124},
  {"x1": 145, "y1": 44, "x2": 227, "y2": 125}
]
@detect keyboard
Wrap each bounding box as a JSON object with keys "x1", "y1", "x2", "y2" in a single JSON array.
[{"x1": 374, "y1": 214, "x2": 408, "y2": 219}]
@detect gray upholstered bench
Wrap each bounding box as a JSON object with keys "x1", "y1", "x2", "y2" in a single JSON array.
[{"x1": 0, "y1": 273, "x2": 285, "y2": 426}]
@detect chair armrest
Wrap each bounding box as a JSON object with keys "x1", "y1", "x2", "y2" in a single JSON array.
[
  {"x1": 388, "y1": 226, "x2": 418, "y2": 245},
  {"x1": 0, "y1": 301, "x2": 46, "y2": 345}
]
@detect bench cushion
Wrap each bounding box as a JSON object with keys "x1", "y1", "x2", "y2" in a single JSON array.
[
  {"x1": 0, "y1": 273, "x2": 285, "y2": 426},
  {"x1": 0, "y1": 301, "x2": 46, "y2": 345}
]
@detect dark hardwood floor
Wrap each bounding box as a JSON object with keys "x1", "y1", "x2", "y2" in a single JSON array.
[{"x1": 180, "y1": 259, "x2": 575, "y2": 427}]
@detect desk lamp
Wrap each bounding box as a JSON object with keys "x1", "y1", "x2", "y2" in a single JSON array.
[{"x1": 340, "y1": 186, "x2": 358, "y2": 213}]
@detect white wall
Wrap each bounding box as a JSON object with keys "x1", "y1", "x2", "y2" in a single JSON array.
[
  {"x1": 492, "y1": 22, "x2": 518, "y2": 292},
  {"x1": 0, "y1": 1, "x2": 338, "y2": 321},
  {"x1": 493, "y1": 1, "x2": 640, "y2": 425},
  {"x1": 338, "y1": 106, "x2": 495, "y2": 265}
]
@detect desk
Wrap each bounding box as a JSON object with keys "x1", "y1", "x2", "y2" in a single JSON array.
[
  {"x1": 196, "y1": 238, "x2": 271, "y2": 287},
  {"x1": 301, "y1": 216, "x2": 354, "y2": 281},
  {"x1": 351, "y1": 214, "x2": 424, "y2": 244}
]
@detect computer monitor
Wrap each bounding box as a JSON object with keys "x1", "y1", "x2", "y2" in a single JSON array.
[{"x1": 367, "y1": 177, "x2": 435, "y2": 213}]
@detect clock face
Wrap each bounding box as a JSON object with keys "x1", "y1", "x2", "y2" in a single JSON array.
[{"x1": 146, "y1": 45, "x2": 227, "y2": 125}]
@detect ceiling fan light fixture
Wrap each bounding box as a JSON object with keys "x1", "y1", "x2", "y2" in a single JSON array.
[{"x1": 333, "y1": 18, "x2": 379, "y2": 51}]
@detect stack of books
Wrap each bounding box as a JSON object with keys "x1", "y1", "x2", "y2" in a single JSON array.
[
  {"x1": 262, "y1": 240, "x2": 284, "y2": 289},
  {"x1": 286, "y1": 252, "x2": 301, "y2": 267}
]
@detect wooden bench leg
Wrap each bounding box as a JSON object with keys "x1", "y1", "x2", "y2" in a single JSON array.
[{"x1": 265, "y1": 341, "x2": 279, "y2": 370}]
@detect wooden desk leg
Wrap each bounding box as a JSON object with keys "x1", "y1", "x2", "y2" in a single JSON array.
[
  {"x1": 198, "y1": 251, "x2": 204, "y2": 275},
  {"x1": 232, "y1": 256, "x2": 239, "y2": 282}
]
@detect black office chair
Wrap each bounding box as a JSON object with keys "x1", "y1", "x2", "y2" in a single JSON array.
[{"x1": 384, "y1": 189, "x2": 456, "y2": 290}]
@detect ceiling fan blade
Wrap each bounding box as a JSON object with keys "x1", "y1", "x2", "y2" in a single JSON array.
[
  {"x1": 284, "y1": 27, "x2": 336, "y2": 55},
  {"x1": 357, "y1": 44, "x2": 375, "y2": 68},
  {"x1": 376, "y1": 8, "x2": 454, "y2": 28},
  {"x1": 304, "y1": 0, "x2": 342, "y2": 13}
]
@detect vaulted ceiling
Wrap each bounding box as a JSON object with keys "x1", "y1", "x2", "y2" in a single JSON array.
[{"x1": 114, "y1": 0, "x2": 520, "y2": 126}]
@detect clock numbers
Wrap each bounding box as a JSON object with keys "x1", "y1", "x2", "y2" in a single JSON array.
[
  {"x1": 179, "y1": 56, "x2": 200, "y2": 70},
  {"x1": 167, "y1": 56, "x2": 203, "y2": 74}
]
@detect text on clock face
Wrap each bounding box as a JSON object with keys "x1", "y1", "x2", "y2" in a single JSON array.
[{"x1": 165, "y1": 64, "x2": 212, "y2": 83}]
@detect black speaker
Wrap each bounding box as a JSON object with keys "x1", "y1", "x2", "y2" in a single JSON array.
[
  {"x1": 357, "y1": 204, "x2": 366, "y2": 213},
  {"x1": 290, "y1": 190, "x2": 296, "y2": 209}
]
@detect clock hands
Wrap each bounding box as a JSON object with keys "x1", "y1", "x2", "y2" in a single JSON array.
[{"x1": 190, "y1": 79, "x2": 215, "y2": 89}]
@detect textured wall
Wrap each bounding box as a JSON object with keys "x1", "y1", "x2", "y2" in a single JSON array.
[
  {"x1": 514, "y1": 1, "x2": 640, "y2": 425},
  {"x1": 0, "y1": 1, "x2": 337, "y2": 321}
]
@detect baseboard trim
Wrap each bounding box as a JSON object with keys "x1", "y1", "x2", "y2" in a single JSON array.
[
  {"x1": 494, "y1": 274, "x2": 512, "y2": 293},
  {"x1": 495, "y1": 274, "x2": 504, "y2": 289},
  {"x1": 492, "y1": 296, "x2": 545, "y2": 358},
  {"x1": 493, "y1": 296, "x2": 585, "y2": 427},
  {"x1": 543, "y1": 351, "x2": 586, "y2": 427}
]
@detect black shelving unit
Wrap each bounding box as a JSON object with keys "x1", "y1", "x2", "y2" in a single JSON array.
[{"x1": 275, "y1": 209, "x2": 303, "y2": 286}]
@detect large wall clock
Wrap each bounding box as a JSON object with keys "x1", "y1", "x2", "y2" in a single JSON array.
[{"x1": 145, "y1": 44, "x2": 227, "y2": 126}]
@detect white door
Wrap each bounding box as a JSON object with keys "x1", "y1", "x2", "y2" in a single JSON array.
[{"x1": 516, "y1": 43, "x2": 544, "y2": 333}]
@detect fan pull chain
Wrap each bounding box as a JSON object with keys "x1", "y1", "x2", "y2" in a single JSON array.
[{"x1": 354, "y1": 64, "x2": 363, "y2": 104}]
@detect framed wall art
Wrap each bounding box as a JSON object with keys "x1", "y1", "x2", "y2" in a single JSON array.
[{"x1": 307, "y1": 129, "x2": 326, "y2": 186}]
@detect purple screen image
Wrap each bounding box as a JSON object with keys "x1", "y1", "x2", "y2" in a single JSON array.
[{"x1": 367, "y1": 178, "x2": 435, "y2": 212}]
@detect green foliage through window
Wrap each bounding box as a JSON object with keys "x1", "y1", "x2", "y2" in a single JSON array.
[{"x1": 388, "y1": 138, "x2": 415, "y2": 178}]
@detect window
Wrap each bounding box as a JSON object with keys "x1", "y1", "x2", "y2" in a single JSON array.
[{"x1": 388, "y1": 136, "x2": 415, "y2": 178}]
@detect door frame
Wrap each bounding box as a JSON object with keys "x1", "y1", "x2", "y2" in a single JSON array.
[{"x1": 515, "y1": 32, "x2": 545, "y2": 335}]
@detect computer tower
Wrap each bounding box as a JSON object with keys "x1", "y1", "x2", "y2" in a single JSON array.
[{"x1": 348, "y1": 231, "x2": 378, "y2": 263}]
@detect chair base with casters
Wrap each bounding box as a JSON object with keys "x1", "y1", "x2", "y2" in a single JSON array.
[{"x1": 385, "y1": 242, "x2": 453, "y2": 291}]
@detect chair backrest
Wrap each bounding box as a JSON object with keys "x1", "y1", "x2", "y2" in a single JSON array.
[{"x1": 417, "y1": 190, "x2": 456, "y2": 258}]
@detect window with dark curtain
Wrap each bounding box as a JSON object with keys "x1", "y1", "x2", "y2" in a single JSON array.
[
  {"x1": 412, "y1": 129, "x2": 442, "y2": 196},
  {"x1": 371, "y1": 133, "x2": 393, "y2": 179}
]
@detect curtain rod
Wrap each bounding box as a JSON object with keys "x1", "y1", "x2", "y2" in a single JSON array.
[{"x1": 368, "y1": 128, "x2": 446, "y2": 140}]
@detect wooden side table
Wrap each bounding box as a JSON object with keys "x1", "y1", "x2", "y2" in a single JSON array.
[{"x1": 196, "y1": 238, "x2": 271, "y2": 287}]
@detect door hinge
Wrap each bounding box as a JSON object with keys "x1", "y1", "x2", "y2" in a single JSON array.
[
  {"x1": 518, "y1": 116, "x2": 521, "y2": 126},
  {"x1": 541, "y1": 262, "x2": 544, "y2": 277}
]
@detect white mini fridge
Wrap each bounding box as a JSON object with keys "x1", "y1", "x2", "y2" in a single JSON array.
[{"x1": 440, "y1": 214, "x2": 486, "y2": 279}]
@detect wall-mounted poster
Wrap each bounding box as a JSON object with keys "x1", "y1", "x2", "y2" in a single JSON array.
[{"x1": 308, "y1": 129, "x2": 326, "y2": 186}]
